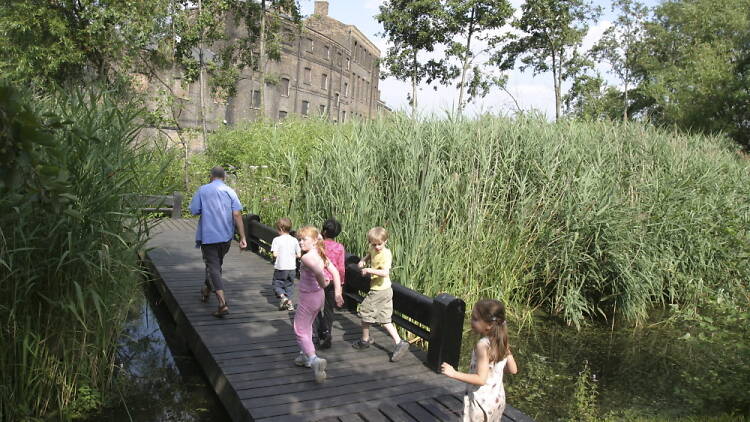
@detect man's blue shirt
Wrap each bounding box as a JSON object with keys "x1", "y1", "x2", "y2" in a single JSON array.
[{"x1": 190, "y1": 180, "x2": 243, "y2": 244}]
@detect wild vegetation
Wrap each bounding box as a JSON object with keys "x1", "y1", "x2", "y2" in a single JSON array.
[
  {"x1": 0, "y1": 84, "x2": 176, "y2": 420},
  {"x1": 181, "y1": 115, "x2": 749, "y2": 419}
]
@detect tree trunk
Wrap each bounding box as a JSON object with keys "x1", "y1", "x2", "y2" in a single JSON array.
[
  {"x1": 552, "y1": 50, "x2": 561, "y2": 121},
  {"x1": 411, "y1": 51, "x2": 418, "y2": 118},
  {"x1": 258, "y1": 0, "x2": 267, "y2": 119},
  {"x1": 197, "y1": 0, "x2": 208, "y2": 149},
  {"x1": 457, "y1": 11, "x2": 476, "y2": 114},
  {"x1": 623, "y1": 68, "x2": 630, "y2": 121}
]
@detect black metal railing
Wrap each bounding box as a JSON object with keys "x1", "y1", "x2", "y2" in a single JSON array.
[{"x1": 242, "y1": 214, "x2": 466, "y2": 371}]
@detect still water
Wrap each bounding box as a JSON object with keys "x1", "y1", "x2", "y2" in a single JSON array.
[{"x1": 85, "y1": 283, "x2": 230, "y2": 421}]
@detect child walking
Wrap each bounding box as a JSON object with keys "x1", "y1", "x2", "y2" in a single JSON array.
[
  {"x1": 351, "y1": 227, "x2": 410, "y2": 362},
  {"x1": 313, "y1": 219, "x2": 346, "y2": 349},
  {"x1": 294, "y1": 226, "x2": 343, "y2": 383},
  {"x1": 271, "y1": 217, "x2": 300, "y2": 311},
  {"x1": 441, "y1": 299, "x2": 518, "y2": 422}
]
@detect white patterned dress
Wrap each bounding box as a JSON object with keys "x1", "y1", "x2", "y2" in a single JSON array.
[{"x1": 463, "y1": 337, "x2": 507, "y2": 422}]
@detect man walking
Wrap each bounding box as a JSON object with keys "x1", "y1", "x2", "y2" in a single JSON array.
[{"x1": 190, "y1": 166, "x2": 247, "y2": 317}]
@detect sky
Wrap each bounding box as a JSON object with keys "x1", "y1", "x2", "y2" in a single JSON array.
[{"x1": 297, "y1": 0, "x2": 660, "y2": 119}]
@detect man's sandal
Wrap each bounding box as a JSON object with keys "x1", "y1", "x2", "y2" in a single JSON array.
[
  {"x1": 201, "y1": 286, "x2": 211, "y2": 303},
  {"x1": 212, "y1": 304, "x2": 229, "y2": 318}
]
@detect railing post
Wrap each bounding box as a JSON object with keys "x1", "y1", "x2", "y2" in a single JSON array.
[
  {"x1": 343, "y1": 253, "x2": 364, "y2": 313},
  {"x1": 172, "y1": 191, "x2": 183, "y2": 219},
  {"x1": 427, "y1": 293, "x2": 466, "y2": 372},
  {"x1": 243, "y1": 214, "x2": 260, "y2": 253}
]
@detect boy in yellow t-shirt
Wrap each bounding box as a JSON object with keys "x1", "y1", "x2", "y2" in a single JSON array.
[{"x1": 351, "y1": 227, "x2": 410, "y2": 362}]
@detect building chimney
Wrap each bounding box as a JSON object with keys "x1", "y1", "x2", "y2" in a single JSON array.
[{"x1": 314, "y1": 1, "x2": 329, "y2": 17}]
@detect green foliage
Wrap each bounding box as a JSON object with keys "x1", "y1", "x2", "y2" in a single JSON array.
[
  {"x1": 442, "y1": 0, "x2": 514, "y2": 111},
  {"x1": 629, "y1": 0, "x2": 750, "y2": 147},
  {"x1": 376, "y1": 0, "x2": 451, "y2": 114},
  {"x1": 493, "y1": 0, "x2": 601, "y2": 120},
  {"x1": 0, "y1": 82, "x2": 175, "y2": 420},
  {"x1": 0, "y1": 0, "x2": 172, "y2": 87},
  {"x1": 569, "y1": 362, "x2": 600, "y2": 421},
  {"x1": 588, "y1": 0, "x2": 649, "y2": 121},
  {"x1": 194, "y1": 116, "x2": 750, "y2": 331}
]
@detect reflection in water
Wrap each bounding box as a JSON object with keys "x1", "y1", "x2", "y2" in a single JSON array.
[{"x1": 86, "y1": 283, "x2": 230, "y2": 422}]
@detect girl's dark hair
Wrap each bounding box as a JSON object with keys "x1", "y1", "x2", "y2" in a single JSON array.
[
  {"x1": 321, "y1": 218, "x2": 341, "y2": 239},
  {"x1": 474, "y1": 299, "x2": 509, "y2": 364}
]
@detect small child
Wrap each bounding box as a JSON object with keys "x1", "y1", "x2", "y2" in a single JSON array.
[
  {"x1": 440, "y1": 299, "x2": 518, "y2": 422},
  {"x1": 351, "y1": 227, "x2": 410, "y2": 362},
  {"x1": 313, "y1": 218, "x2": 346, "y2": 349},
  {"x1": 294, "y1": 226, "x2": 343, "y2": 383},
  {"x1": 271, "y1": 217, "x2": 300, "y2": 311}
]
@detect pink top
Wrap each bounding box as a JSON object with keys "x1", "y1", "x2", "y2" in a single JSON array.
[
  {"x1": 299, "y1": 250, "x2": 324, "y2": 294},
  {"x1": 323, "y1": 239, "x2": 346, "y2": 285}
]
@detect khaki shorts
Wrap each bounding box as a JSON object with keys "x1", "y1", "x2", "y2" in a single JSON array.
[{"x1": 358, "y1": 287, "x2": 393, "y2": 324}]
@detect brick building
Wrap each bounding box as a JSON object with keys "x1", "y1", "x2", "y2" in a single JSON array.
[{"x1": 169, "y1": 1, "x2": 388, "y2": 131}]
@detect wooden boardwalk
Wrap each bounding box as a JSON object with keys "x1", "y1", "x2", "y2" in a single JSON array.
[{"x1": 145, "y1": 219, "x2": 533, "y2": 422}]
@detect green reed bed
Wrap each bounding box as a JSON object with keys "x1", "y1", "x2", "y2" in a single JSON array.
[
  {"x1": 186, "y1": 114, "x2": 749, "y2": 418},
  {"x1": 0, "y1": 84, "x2": 175, "y2": 420},
  {"x1": 197, "y1": 114, "x2": 749, "y2": 328}
]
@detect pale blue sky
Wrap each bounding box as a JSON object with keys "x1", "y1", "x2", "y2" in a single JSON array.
[{"x1": 298, "y1": 0, "x2": 661, "y2": 118}]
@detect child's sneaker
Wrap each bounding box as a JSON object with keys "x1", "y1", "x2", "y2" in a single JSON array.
[
  {"x1": 294, "y1": 352, "x2": 310, "y2": 367},
  {"x1": 285, "y1": 300, "x2": 295, "y2": 311},
  {"x1": 278, "y1": 297, "x2": 289, "y2": 311},
  {"x1": 391, "y1": 340, "x2": 409, "y2": 362},
  {"x1": 351, "y1": 338, "x2": 373, "y2": 350},
  {"x1": 311, "y1": 357, "x2": 327, "y2": 383}
]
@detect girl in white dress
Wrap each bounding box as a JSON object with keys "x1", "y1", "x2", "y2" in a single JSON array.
[{"x1": 441, "y1": 299, "x2": 518, "y2": 421}]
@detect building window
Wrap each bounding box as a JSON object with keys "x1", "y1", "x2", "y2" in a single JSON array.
[
  {"x1": 282, "y1": 30, "x2": 293, "y2": 46},
  {"x1": 319, "y1": 104, "x2": 327, "y2": 115},
  {"x1": 341, "y1": 110, "x2": 346, "y2": 122},
  {"x1": 280, "y1": 78, "x2": 290, "y2": 97},
  {"x1": 346, "y1": 58, "x2": 350, "y2": 70},
  {"x1": 251, "y1": 90, "x2": 261, "y2": 108},
  {"x1": 301, "y1": 100, "x2": 309, "y2": 115},
  {"x1": 279, "y1": 110, "x2": 288, "y2": 119},
  {"x1": 335, "y1": 93, "x2": 340, "y2": 107},
  {"x1": 305, "y1": 38, "x2": 314, "y2": 53},
  {"x1": 304, "y1": 67, "x2": 312, "y2": 84},
  {"x1": 321, "y1": 73, "x2": 328, "y2": 90},
  {"x1": 337, "y1": 52, "x2": 342, "y2": 66},
  {"x1": 324, "y1": 45, "x2": 330, "y2": 60},
  {"x1": 344, "y1": 82, "x2": 349, "y2": 97}
]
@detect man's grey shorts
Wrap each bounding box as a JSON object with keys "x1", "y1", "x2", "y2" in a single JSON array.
[{"x1": 358, "y1": 287, "x2": 393, "y2": 324}]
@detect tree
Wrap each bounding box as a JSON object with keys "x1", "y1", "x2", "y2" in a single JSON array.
[
  {"x1": 0, "y1": 0, "x2": 172, "y2": 87},
  {"x1": 442, "y1": 0, "x2": 514, "y2": 113},
  {"x1": 590, "y1": 0, "x2": 649, "y2": 121},
  {"x1": 376, "y1": 0, "x2": 450, "y2": 117},
  {"x1": 564, "y1": 73, "x2": 625, "y2": 120},
  {"x1": 495, "y1": 0, "x2": 600, "y2": 120},
  {"x1": 628, "y1": 0, "x2": 750, "y2": 147}
]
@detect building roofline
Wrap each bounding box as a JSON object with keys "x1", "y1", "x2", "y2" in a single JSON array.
[
  {"x1": 346, "y1": 24, "x2": 381, "y2": 56},
  {"x1": 303, "y1": 14, "x2": 381, "y2": 56}
]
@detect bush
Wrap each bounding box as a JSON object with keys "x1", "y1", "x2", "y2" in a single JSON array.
[{"x1": 0, "y1": 83, "x2": 175, "y2": 420}]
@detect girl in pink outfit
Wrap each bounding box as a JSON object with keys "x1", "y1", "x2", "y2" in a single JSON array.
[{"x1": 294, "y1": 226, "x2": 343, "y2": 383}]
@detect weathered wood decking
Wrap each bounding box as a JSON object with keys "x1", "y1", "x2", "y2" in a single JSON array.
[{"x1": 145, "y1": 219, "x2": 533, "y2": 422}]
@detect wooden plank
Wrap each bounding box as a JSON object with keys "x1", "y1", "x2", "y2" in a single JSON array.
[
  {"x1": 145, "y1": 219, "x2": 533, "y2": 422},
  {"x1": 378, "y1": 404, "x2": 417, "y2": 422},
  {"x1": 414, "y1": 399, "x2": 456, "y2": 420},
  {"x1": 397, "y1": 402, "x2": 439, "y2": 421}
]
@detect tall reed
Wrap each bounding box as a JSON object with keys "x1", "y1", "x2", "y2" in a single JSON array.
[
  {"x1": 198, "y1": 114, "x2": 749, "y2": 329},
  {"x1": 0, "y1": 85, "x2": 175, "y2": 419}
]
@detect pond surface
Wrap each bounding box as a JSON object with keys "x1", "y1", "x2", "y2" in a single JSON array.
[{"x1": 85, "y1": 283, "x2": 231, "y2": 421}]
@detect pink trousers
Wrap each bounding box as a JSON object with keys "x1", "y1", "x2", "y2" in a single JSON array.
[{"x1": 294, "y1": 290, "x2": 325, "y2": 356}]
